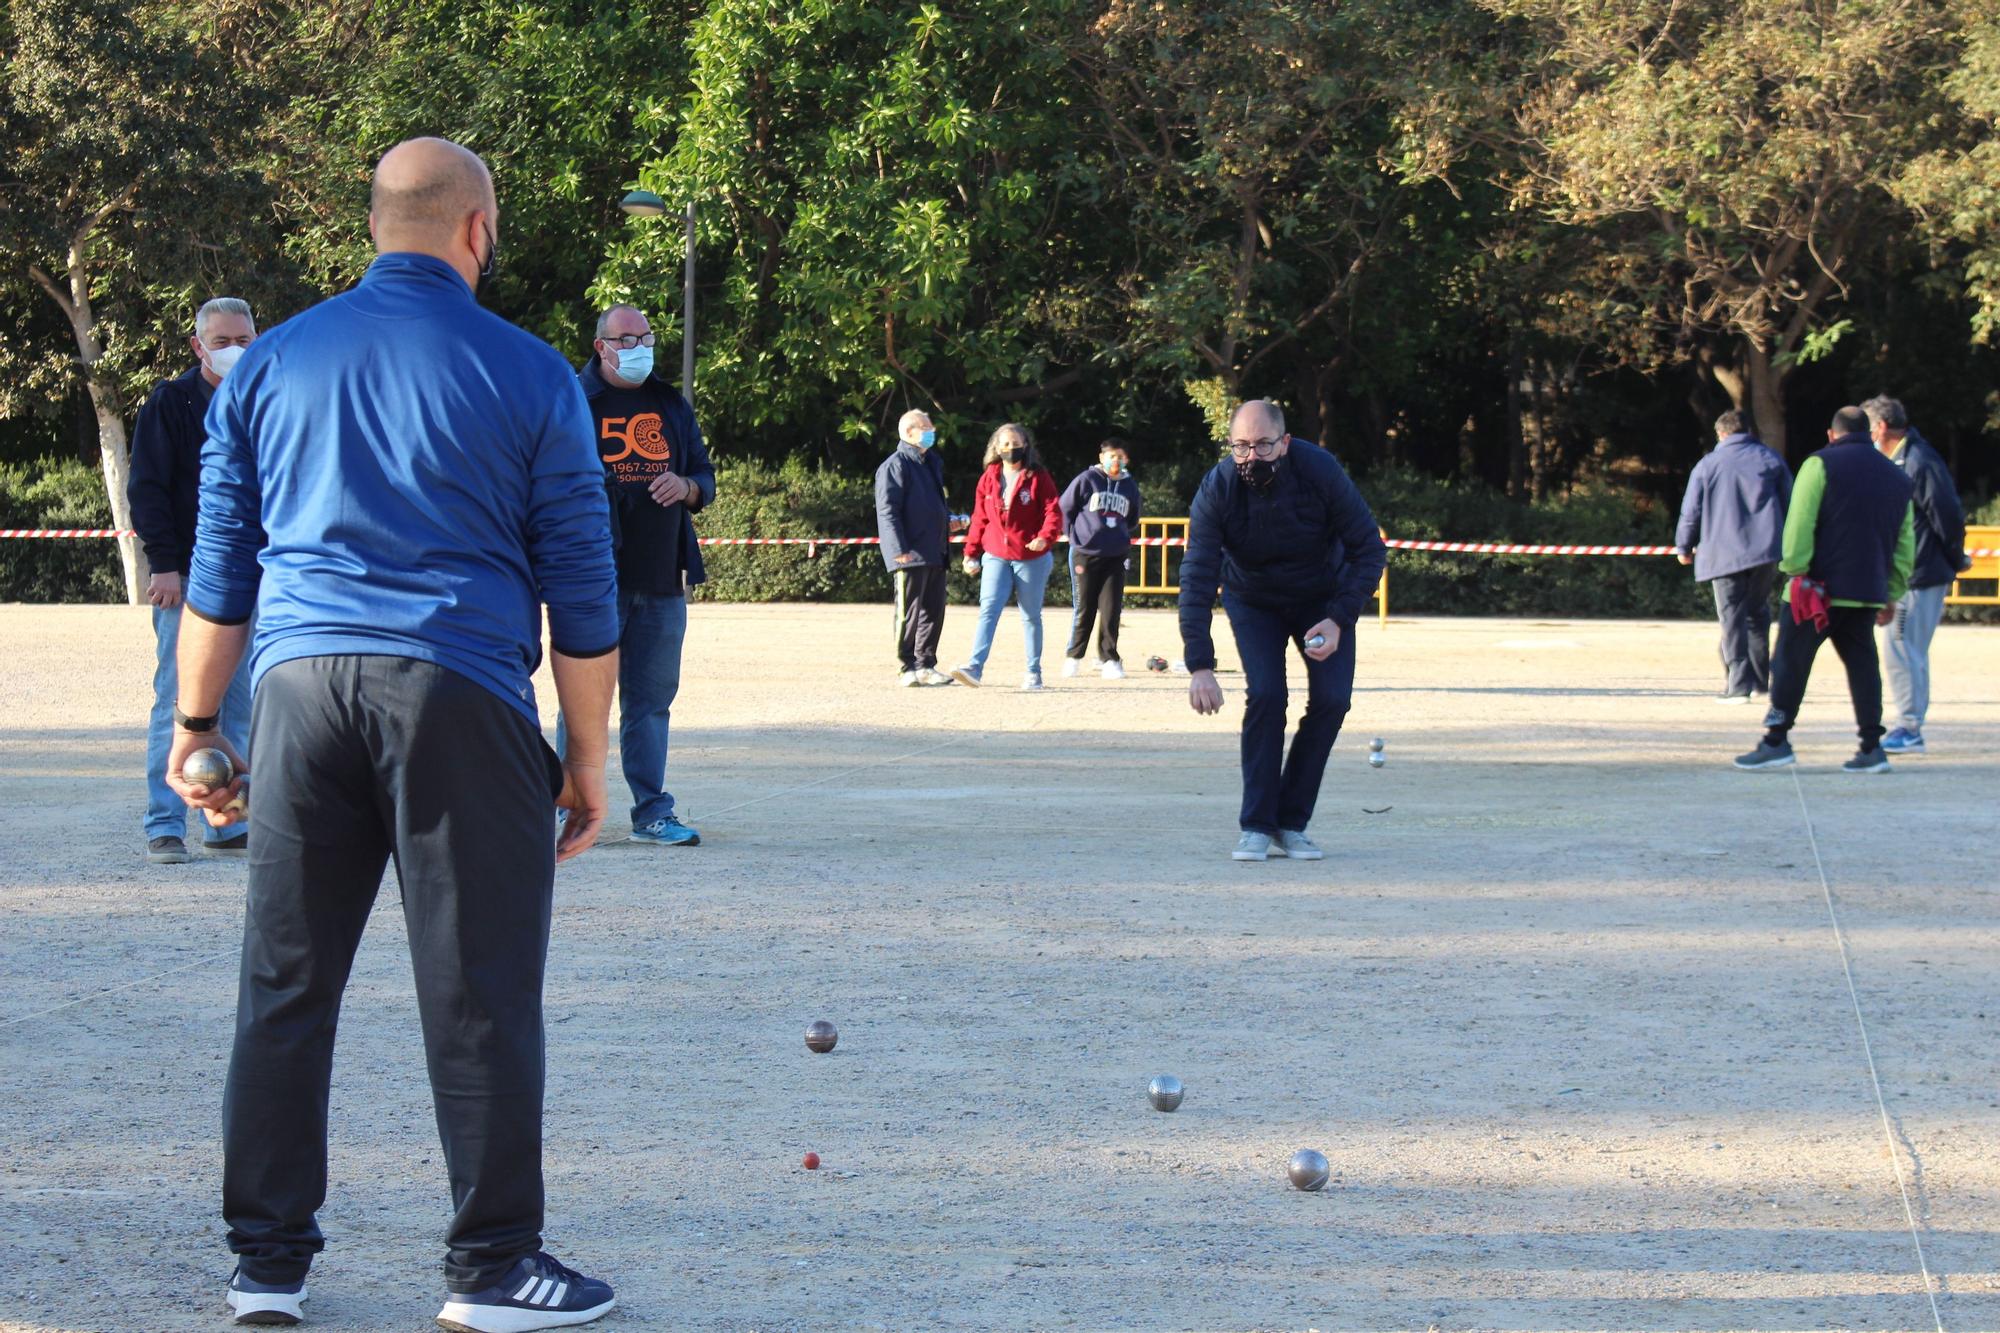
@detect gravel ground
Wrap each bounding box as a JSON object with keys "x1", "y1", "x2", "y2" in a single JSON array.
[{"x1": 1, "y1": 602, "x2": 1997, "y2": 1333}]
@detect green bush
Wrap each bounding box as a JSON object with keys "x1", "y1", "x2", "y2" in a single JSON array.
[{"x1": 0, "y1": 457, "x2": 123, "y2": 603}]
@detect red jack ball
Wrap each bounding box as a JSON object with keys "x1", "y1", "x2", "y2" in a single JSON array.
[{"x1": 802, "y1": 1152, "x2": 820, "y2": 1170}]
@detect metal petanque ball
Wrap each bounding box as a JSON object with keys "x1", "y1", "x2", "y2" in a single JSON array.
[
  {"x1": 183, "y1": 748, "x2": 233, "y2": 790},
  {"x1": 1288, "y1": 1148, "x2": 1330, "y2": 1192},
  {"x1": 1368, "y1": 737, "x2": 1385, "y2": 753},
  {"x1": 1147, "y1": 1074, "x2": 1185, "y2": 1112},
  {"x1": 1368, "y1": 752, "x2": 1387, "y2": 769},
  {"x1": 804, "y1": 1020, "x2": 838, "y2": 1054}
]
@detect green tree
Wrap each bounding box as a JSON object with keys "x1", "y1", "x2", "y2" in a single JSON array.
[
  {"x1": 1899, "y1": 7, "x2": 2000, "y2": 349},
  {"x1": 0, "y1": 0, "x2": 281, "y2": 601},
  {"x1": 1488, "y1": 0, "x2": 1963, "y2": 457}
]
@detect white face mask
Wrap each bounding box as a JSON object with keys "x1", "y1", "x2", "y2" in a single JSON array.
[{"x1": 206, "y1": 344, "x2": 248, "y2": 378}]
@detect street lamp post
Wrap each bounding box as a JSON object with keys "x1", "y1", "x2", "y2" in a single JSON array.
[{"x1": 619, "y1": 188, "x2": 696, "y2": 407}]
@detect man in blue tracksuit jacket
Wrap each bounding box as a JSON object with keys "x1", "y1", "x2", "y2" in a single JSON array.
[
  {"x1": 1674, "y1": 409, "x2": 1792, "y2": 701},
  {"x1": 169, "y1": 139, "x2": 621, "y2": 1331},
  {"x1": 1060, "y1": 437, "x2": 1143, "y2": 675},
  {"x1": 1180, "y1": 401, "x2": 1387, "y2": 862}
]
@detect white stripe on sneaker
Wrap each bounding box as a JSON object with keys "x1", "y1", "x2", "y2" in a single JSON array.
[
  {"x1": 512, "y1": 1275, "x2": 540, "y2": 1301},
  {"x1": 530, "y1": 1277, "x2": 556, "y2": 1305},
  {"x1": 549, "y1": 1280, "x2": 568, "y2": 1307}
]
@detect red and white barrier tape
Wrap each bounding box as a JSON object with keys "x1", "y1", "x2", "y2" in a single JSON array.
[{"x1": 4, "y1": 528, "x2": 1994, "y2": 559}]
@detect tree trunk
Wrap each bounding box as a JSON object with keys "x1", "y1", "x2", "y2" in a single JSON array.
[
  {"x1": 87, "y1": 377, "x2": 147, "y2": 604},
  {"x1": 1745, "y1": 340, "x2": 1788, "y2": 461},
  {"x1": 1506, "y1": 336, "x2": 1526, "y2": 499}
]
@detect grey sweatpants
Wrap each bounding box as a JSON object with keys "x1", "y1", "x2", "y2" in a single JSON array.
[{"x1": 1881, "y1": 582, "x2": 1948, "y2": 730}]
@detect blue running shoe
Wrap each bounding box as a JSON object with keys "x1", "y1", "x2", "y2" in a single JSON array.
[
  {"x1": 630, "y1": 815, "x2": 699, "y2": 847},
  {"x1": 227, "y1": 1268, "x2": 306, "y2": 1325},
  {"x1": 436, "y1": 1252, "x2": 614, "y2": 1332},
  {"x1": 1880, "y1": 727, "x2": 1926, "y2": 755}
]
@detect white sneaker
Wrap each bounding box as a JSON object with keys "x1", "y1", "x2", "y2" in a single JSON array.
[
  {"x1": 1232, "y1": 831, "x2": 1272, "y2": 861},
  {"x1": 1061, "y1": 657, "x2": 1082, "y2": 678},
  {"x1": 1275, "y1": 830, "x2": 1323, "y2": 860},
  {"x1": 1021, "y1": 673, "x2": 1045, "y2": 692},
  {"x1": 900, "y1": 670, "x2": 922, "y2": 687},
  {"x1": 1100, "y1": 659, "x2": 1126, "y2": 680},
  {"x1": 919, "y1": 668, "x2": 953, "y2": 686}
]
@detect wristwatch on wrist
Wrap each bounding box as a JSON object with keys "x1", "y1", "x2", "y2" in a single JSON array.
[{"x1": 174, "y1": 705, "x2": 219, "y2": 734}]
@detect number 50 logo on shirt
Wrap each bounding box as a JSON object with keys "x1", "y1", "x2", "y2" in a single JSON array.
[{"x1": 600, "y1": 414, "x2": 671, "y2": 465}]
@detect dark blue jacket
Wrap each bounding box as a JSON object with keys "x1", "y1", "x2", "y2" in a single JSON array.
[
  {"x1": 1674, "y1": 433, "x2": 1792, "y2": 581},
  {"x1": 1060, "y1": 466, "x2": 1143, "y2": 557},
  {"x1": 126, "y1": 366, "x2": 215, "y2": 577},
  {"x1": 578, "y1": 358, "x2": 712, "y2": 595},
  {"x1": 1177, "y1": 441, "x2": 1387, "y2": 673},
  {"x1": 874, "y1": 442, "x2": 950, "y2": 570},
  {"x1": 1891, "y1": 429, "x2": 1969, "y2": 590},
  {"x1": 1803, "y1": 435, "x2": 1914, "y2": 605},
  {"x1": 185, "y1": 253, "x2": 619, "y2": 727}
]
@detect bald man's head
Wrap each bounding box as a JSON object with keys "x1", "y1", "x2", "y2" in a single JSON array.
[
  {"x1": 1229, "y1": 399, "x2": 1286, "y2": 441},
  {"x1": 369, "y1": 138, "x2": 497, "y2": 275}
]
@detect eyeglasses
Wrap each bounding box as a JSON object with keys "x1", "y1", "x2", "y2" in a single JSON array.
[
  {"x1": 1226, "y1": 437, "x2": 1282, "y2": 459},
  {"x1": 602, "y1": 332, "x2": 656, "y2": 350}
]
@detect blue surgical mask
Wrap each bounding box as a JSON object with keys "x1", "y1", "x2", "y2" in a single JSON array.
[
  {"x1": 615, "y1": 345, "x2": 654, "y2": 382},
  {"x1": 917, "y1": 429, "x2": 936, "y2": 448}
]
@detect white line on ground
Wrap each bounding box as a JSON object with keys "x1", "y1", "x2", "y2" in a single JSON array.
[
  {"x1": 1790, "y1": 766, "x2": 1947, "y2": 1333},
  {"x1": 0, "y1": 949, "x2": 235, "y2": 1031}
]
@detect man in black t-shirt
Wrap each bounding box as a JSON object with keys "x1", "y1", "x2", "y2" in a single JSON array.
[{"x1": 566, "y1": 304, "x2": 715, "y2": 846}]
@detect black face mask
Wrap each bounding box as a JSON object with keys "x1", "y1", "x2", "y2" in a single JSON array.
[
  {"x1": 474, "y1": 225, "x2": 499, "y2": 300},
  {"x1": 1235, "y1": 456, "x2": 1280, "y2": 489},
  {"x1": 1000, "y1": 449, "x2": 1026, "y2": 465}
]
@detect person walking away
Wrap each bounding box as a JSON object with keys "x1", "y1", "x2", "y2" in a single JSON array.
[
  {"x1": 127, "y1": 297, "x2": 259, "y2": 863},
  {"x1": 1060, "y1": 438, "x2": 1143, "y2": 679},
  {"x1": 1735, "y1": 406, "x2": 1914, "y2": 775},
  {"x1": 1863, "y1": 395, "x2": 1970, "y2": 755},
  {"x1": 1181, "y1": 401, "x2": 1386, "y2": 861},
  {"x1": 1674, "y1": 409, "x2": 1791, "y2": 703},
  {"x1": 566, "y1": 302, "x2": 714, "y2": 846},
  {"x1": 167, "y1": 137, "x2": 622, "y2": 1332},
  {"x1": 950, "y1": 424, "x2": 1062, "y2": 691},
  {"x1": 875, "y1": 409, "x2": 954, "y2": 686}
]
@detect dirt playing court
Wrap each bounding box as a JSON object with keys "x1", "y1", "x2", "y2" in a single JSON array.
[{"x1": 2, "y1": 601, "x2": 1997, "y2": 1333}]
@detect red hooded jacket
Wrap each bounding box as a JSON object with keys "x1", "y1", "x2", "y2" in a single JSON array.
[{"x1": 965, "y1": 463, "x2": 1063, "y2": 562}]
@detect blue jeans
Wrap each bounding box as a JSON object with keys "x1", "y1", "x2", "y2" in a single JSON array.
[
  {"x1": 558, "y1": 589, "x2": 686, "y2": 826},
  {"x1": 146, "y1": 603, "x2": 253, "y2": 843},
  {"x1": 966, "y1": 552, "x2": 1053, "y2": 677},
  {"x1": 1224, "y1": 597, "x2": 1356, "y2": 835}
]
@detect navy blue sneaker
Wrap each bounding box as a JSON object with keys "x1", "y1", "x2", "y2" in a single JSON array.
[
  {"x1": 630, "y1": 815, "x2": 699, "y2": 847},
  {"x1": 436, "y1": 1252, "x2": 614, "y2": 1332},
  {"x1": 1842, "y1": 746, "x2": 1892, "y2": 775},
  {"x1": 227, "y1": 1268, "x2": 306, "y2": 1325}
]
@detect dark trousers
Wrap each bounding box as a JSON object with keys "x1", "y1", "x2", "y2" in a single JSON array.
[
  {"x1": 1065, "y1": 553, "x2": 1128, "y2": 663},
  {"x1": 1711, "y1": 563, "x2": 1776, "y2": 696},
  {"x1": 1765, "y1": 605, "x2": 1885, "y2": 749},
  {"x1": 893, "y1": 564, "x2": 947, "y2": 671},
  {"x1": 1224, "y1": 597, "x2": 1356, "y2": 835},
  {"x1": 224, "y1": 656, "x2": 563, "y2": 1291}
]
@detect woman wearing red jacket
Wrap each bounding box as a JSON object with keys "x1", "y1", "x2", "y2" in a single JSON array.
[{"x1": 949, "y1": 423, "x2": 1064, "y2": 690}]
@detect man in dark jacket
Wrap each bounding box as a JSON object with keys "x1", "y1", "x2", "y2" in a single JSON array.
[
  {"x1": 875, "y1": 409, "x2": 953, "y2": 685},
  {"x1": 1181, "y1": 401, "x2": 1387, "y2": 861},
  {"x1": 567, "y1": 303, "x2": 715, "y2": 846},
  {"x1": 126, "y1": 296, "x2": 258, "y2": 864},
  {"x1": 1060, "y1": 437, "x2": 1143, "y2": 678},
  {"x1": 1675, "y1": 409, "x2": 1792, "y2": 702},
  {"x1": 1864, "y1": 395, "x2": 1970, "y2": 755},
  {"x1": 1736, "y1": 406, "x2": 1914, "y2": 774}
]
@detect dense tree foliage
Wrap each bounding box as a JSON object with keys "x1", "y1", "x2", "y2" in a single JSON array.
[{"x1": 3, "y1": 0, "x2": 1995, "y2": 602}]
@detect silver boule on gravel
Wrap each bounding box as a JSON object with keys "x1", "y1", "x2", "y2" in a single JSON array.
[
  {"x1": 1288, "y1": 1148, "x2": 1330, "y2": 1191},
  {"x1": 183, "y1": 748, "x2": 233, "y2": 790},
  {"x1": 1368, "y1": 737, "x2": 1385, "y2": 753},
  {"x1": 1146, "y1": 1074, "x2": 1184, "y2": 1112},
  {"x1": 1368, "y1": 752, "x2": 1387, "y2": 769},
  {"x1": 804, "y1": 1019, "x2": 838, "y2": 1053}
]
